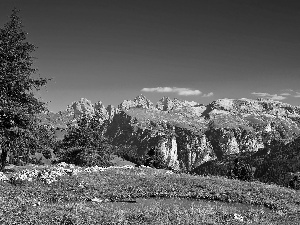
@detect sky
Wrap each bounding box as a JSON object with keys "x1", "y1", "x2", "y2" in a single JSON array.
[{"x1": 1, "y1": 0, "x2": 300, "y2": 112}]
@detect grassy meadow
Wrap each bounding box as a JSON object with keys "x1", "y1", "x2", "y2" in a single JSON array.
[{"x1": 0, "y1": 163, "x2": 299, "y2": 224}]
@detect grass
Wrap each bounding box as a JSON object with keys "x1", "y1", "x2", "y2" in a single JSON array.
[{"x1": 0, "y1": 165, "x2": 300, "y2": 224}]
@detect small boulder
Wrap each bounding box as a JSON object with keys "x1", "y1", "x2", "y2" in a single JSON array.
[{"x1": 0, "y1": 172, "x2": 9, "y2": 182}]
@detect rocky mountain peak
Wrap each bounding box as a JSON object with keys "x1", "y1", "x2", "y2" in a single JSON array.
[
  {"x1": 67, "y1": 98, "x2": 95, "y2": 117},
  {"x1": 94, "y1": 101, "x2": 108, "y2": 120},
  {"x1": 94, "y1": 101, "x2": 105, "y2": 110},
  {"x1": 133, "y1": 94, "x2": 154, "y2": 108},
  {"x1": 155, "y1": 97, "x2": 205, "y2": 116},
  {"x1": 63, "y1": 98, "x2": 120, "y2": 122},
  {"x1": 118, "y1": 94, "x2": 154, "y2": 110},
  {"x1": 156, "y1": 96, "x2": 173, "y2": 111},
  {"x1": 209, "y1": 98, "x2": 235, "y2": 111},
  {"x1": 106, "y1": 105, "x2": 119, "y2": 119}
]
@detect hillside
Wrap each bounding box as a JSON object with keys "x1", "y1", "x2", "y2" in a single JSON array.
[{"x1": 0, "y1": 162, "x2": 299, "y2": 224}]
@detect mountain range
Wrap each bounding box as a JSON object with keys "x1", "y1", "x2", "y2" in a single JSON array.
[{"x1": 39, "y1": 95, "x2": 300, "y2": 185}]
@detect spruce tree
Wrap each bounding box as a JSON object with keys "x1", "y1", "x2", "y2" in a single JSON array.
[{"x1": 0, "y1": 9, "x2": 48, "y2": 170}]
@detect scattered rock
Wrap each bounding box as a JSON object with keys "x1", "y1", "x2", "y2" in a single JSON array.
[
  {"x1": 233, "y1": 213, "x2": 244, "y2": 222},
  {"x1": 78, "y1": 183, "x2": 85, "y2": 188},
  {"x1": 3, "y1": 163, "x2": 141, "y2": 185},
  {"x1": 91, "y1": 197, "x2": 103, "y2": 203},
  {"x1": 0, "y1": 172, "x2": 9, "y2": 182}
]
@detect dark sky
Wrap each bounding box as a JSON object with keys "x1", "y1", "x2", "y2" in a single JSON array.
[{"x1": 1, "y1": 0, "x2": 300, "y2": 111}]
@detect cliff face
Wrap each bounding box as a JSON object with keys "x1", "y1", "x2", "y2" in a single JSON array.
[
  {"x1": 40, "y1": 95, "x2": 300, "y2": 172},
  {"x1": 175, "y1": 127, "x2": 215, "y2": 171},
  {"x1": 106, "y1": 110, "x2": 180, "y2": 169},
  {"x1": 105, "y1": 108, "x2": 252, "y2": 171}
]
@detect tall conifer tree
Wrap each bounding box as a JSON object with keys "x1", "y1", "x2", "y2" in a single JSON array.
[{"x1": 0, "y1": 9, "x2": 48, "y2": 170}]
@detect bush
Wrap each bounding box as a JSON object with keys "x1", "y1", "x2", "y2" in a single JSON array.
[
  {"x1": 114, "y1": 145, "x2": 168, "y2": 169},
  {"x1": 229, "y1": 158, "x2": 254, "y2": 181},
  {"x1": 144, "y1": 147, "x2": 167, "y2": 169},
  {"x1": 114, "y1": 145, "x2": 140, "y2": 164},
  {"x1": 192, "y1": 160, "x2": 229, "y2": 177},
  {"x1": 58, "y1": 114, "x2": 112, "y2": 167},
  {"x1": 59, "y1": 146, "x2": 112, "y2": 167}
]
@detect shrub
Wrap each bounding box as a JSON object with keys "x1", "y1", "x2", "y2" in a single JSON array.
[
  {"x1": 229, "y1": 158, "x2": 254, "y2": 181},
  {"x1": 114, "y1": 145, "x2": 140, "y2": 164},
  {"x1": 59, "y1": 114, "x2": 112, "y2": 167},
  {"x1": 59, "y1": 146, "x2": 112, "y2": 167},
  {"x1": 144, "y1": 147, "x2": 167, "y2": 169}
]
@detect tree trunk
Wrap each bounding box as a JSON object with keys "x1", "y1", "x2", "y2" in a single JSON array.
[{"x1": 0, "y1": 149, "x2": 7, "y2": 171}]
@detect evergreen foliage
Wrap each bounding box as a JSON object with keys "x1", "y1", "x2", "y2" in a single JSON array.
[
  {"x1": 229, "y1": 158, "x2": 254, "y2": 181},
  {"x1": 0, "y1": 9, "x2": 49, "y2": 170},
  {"x1": 58, "y1": 114, "x2": 112, "y2": 167}
]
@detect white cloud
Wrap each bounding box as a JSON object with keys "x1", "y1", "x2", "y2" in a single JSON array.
[
  {"x1": 178, "y1": 89, "x2": 202, "y2": 96},
  {"x1": 280, "y1": 93, "x2": 291, "y2": 96},
  {"x1": 281, "y1": 89, "x2": 294, "y2": 92},
  {"x1": 294, "y1": 92, "x2": 300, "y2": 98},
  {"x1": 202, "y1": 92, "x2": 214, "y2": 97},
  {"x1": 251, "y1": 92, "x2": 286, "y2": 100},
  {"x1": 141, "y1": 87, "x2": 173, "y2": 93},
  {"x1": 270, "y1": 95, "x2": 286, "y2": 100},
  {"x1": 141, "y1": 87, "x2": 202, "y2": 96},
  {"x1": 251, "y1": 92, "x2": 269, "y2": 97},
  {"x1": 278, "y1": 89, "x2": 300, "y2": 98}
]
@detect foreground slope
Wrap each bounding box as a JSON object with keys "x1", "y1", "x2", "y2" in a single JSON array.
[{"x1": 0, "y1": 163, "x2": 299, "y2": 224}]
